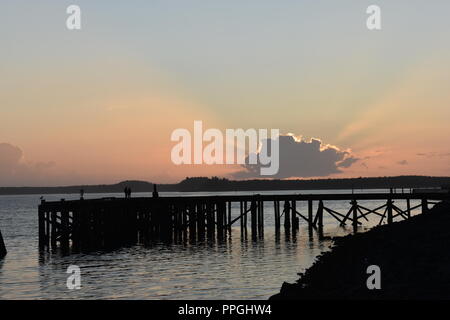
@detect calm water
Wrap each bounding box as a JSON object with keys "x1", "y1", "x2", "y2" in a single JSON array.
[{"x1": 0, "y1": 190, "x2": 421, "y2": 299}]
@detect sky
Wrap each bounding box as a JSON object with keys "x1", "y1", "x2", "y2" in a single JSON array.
[{"x1": 1, "y1": 0, "x2": 450, "y2": 186}]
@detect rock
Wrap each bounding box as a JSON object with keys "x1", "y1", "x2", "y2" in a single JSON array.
[{"x1": 271, "y1": 201, "x2": 450, "y2": 299}]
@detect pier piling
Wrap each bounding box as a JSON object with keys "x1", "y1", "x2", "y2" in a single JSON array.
[
  {"x1": 351, "y1": 200, "x2": 358, "y2": 232},
  {"x1": 0, "y1": 228, "x2": 6, "y2": 258},
  {"x1": 387, "y1": 198, "x2": 394, "y2": 224},
  {"x1": 422, "y1": 199, "x2": 429, "y2": 214},
  {"x1": 251, "y1": 199, "x2": 257, "y2": 239},
  {"x1": 283, "y1": 201, "x2": 291, "y2": 233}
]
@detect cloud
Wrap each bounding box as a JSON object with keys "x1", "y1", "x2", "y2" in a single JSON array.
[
  {"x1": 232, "y1": 135, "x2": 359, "y2": 179},
  {"x1": 397, "y1": 160, "x2": 408, "y2": 165},
  {"x1": 337, "y1": 157, "x2": 359, "y2": 168},
  {"x1": 0, "y1": 143, "x2": 56, "y2": 186}
]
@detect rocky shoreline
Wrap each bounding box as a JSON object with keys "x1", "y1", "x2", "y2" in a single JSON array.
[{"x1": 270, "y1": 200, "x2": 450, "y2": 300}]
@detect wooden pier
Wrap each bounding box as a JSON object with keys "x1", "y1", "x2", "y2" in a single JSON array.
[{"x1": 38, "y1": 192, "x2": 450, "y2": 252}]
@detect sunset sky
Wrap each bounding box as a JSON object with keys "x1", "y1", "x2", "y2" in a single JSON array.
[{"x1": 1, "y1": 0, "x2": 450, "y2": 186}]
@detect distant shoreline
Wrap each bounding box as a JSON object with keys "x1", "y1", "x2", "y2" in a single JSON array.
[{"x1": 0, "y1": 175, "x2": 449, "y2": 196}]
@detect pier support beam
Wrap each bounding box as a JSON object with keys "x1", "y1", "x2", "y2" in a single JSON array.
[
  {"x1": 227, "y1": 202, "x2": 232, "y2": 235},
  {"x1": 206, "y1": 203, "x2": 215, "y2": 239},
  {"x1": 38, "y1": 205, "x2": 45, "y2": 250},
  {"x1": 291, "y1": 201, "x2": 298, "y2": 231},
  {"x1": 308, "y1": 199, "x2": 313, "y2": 234},
  {"x1": 239, "y1": 201, "x2": 244, "y2": 236},
  {"x1": 50, "y1": 211, "x2": 57, "y2": 250},
  {"x1": 421, "y1": 199, "x2": 429, "y2": 214},
  {"x1": 315, "y1": 200, "x2": 324, "y2": 231},
  {"x1": 387, "y1": 199, "x2": 394, "y2": 224},
  {"x1": 61, "y1": 208, "x2": 70, "y2": 251},
  {"x1": 0, "y1": 228, "x2": 6, "y2": 258},
  {"x1": 243, "y1": 201, "x2": 248, "y2": 235},
  {"x1": 217, "y1": 201, "x2": 226, "y2": 241},
  {"x1": 283, "y1": 201, "x2": 291, "y2": 233},
  {"x1": 189, "y1": 204, "x2": 197, "y2": 242},
  {"x1": 406, "y1": 198, "x2": 411, "y2": 219},
  {"x1": 197, "y1": 203, "x2": 206, "y2": 241},
  {"x1": 251, "y1": 199, "x2": 258, "y2": 239},
  {"x1": 258, "y1": 200, "x2": 264, "y2": 238},
  {"x1": 274, "y1": 201, "x2": 280, "y2": 234},
  {"x1": 351, "y1": 200, "x2": 358, "y2": 233}
]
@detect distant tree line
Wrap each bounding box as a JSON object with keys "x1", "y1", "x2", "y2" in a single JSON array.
[
  {"x1": 1, "y1": 176, "x2": 450, "y2": 195},
  {"x1": 175, "y1": 176, "x2": 450, "y2": 192}
]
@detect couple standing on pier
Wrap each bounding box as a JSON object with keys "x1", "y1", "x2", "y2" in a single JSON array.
[{"x1": 124, "y1": 187, "x2": 132, "y2": 199}]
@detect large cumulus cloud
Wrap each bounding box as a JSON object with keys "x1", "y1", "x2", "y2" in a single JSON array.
[{"x1": 232, "y1": 135, "x2": 359, "y2": 179}]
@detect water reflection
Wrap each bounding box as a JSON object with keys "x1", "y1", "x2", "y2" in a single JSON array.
[{"x1": 33, "y1": 226, "x2": 332, "y2": 299}]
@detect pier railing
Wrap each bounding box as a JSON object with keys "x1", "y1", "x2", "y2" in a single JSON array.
[{"x1": 38, "y1": 192, "x2": 450, "y2": 253}]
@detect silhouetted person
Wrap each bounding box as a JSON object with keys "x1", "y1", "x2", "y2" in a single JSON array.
[
  {"x1": 124, "y1": 187, "x2": 132, "y2": 199},
  {"x1": 153, "y1": 184, "x2": 159, "y2": 198},
  {"x1": 80, "y1": 189, "x2": 84, "y2": 200}
]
